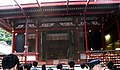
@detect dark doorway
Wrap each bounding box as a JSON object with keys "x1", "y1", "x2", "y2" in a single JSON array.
[
  {"x1": 88, "y1": 30, "x2": 102, "y2": 50},
  {"x1": 46, "y1": 40, "x2": 69, "y2": 59}
]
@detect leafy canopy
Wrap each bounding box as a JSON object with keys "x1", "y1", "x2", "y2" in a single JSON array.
[{"x1": 0, "y1": 28, "x2": 12, "y2": 45}]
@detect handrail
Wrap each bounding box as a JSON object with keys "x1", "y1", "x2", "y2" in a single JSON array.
[{"x1": 86, "y1": 50, "x2": 120, "y2": 53}]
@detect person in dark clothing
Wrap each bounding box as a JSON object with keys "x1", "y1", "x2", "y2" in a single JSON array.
[
  {"x1": 68, "y1": 60, "x2": 75, "y2": 70},
  {"x1": 24, "y1": 63, "x2": 32, "y2": 70},
  {"x1": 18, "y1": 64, "x2": 23, "y2": 70},
  {"x1": 2, "y1": 54, "x2": 19, "y2": 70},
  {"x1": 105, "y1": 61, "x2": 117, "y2": 70},
  {"x1": 56, "y1": 63, "x2": 63, "y2": 70},
  {"x1": 42, "y1": 64, "x2": 46, "y2": 70},
  {"x1": 31, "y1": 61, "x2": 39, "y2": 70}
]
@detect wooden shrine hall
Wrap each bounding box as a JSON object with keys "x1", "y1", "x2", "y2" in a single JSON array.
[{"x1": 0, "y1": 0, "x2": 120, "y2": 65}]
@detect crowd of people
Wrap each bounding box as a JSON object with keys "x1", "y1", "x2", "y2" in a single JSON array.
[{"x1": 1, "y1": 54, "x2": 119, "y2": 70}]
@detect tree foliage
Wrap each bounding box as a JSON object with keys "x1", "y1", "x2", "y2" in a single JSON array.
[{"x1": 0, "y1": 28, "x2": 12, "y2": 45}]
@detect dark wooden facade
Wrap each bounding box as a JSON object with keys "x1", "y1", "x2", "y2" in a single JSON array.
[{"x1": 0, "y1": 0, "x2": 120, "y2": 63}]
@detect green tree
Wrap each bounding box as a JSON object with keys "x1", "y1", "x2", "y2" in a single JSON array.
[{"x1": 0, "y1": 28, "x2": 12, "y2": 45}]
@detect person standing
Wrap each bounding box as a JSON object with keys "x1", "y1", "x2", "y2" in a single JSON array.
[
  {"x1": 24, "y1": 63, "x2": 32, "y2": 70},
  {"x1": 56, "y1": 63, "x2": 63, "y2": 70},
  {"x1": 42, "y1": 64, "x2": 46, "y2": 70},
  {"x1": 105, "y1": 61, "x2": 117, "y2": 70},
  {"x1": 31, "y1": 61, "x2": 39, "y2": 70},
  {"x1": 68, "y1": 60, "x2": 75, "y2": 70}
]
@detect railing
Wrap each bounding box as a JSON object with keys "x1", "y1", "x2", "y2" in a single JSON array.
[
  {"x1": 13, "y1": 52, "x2": 39, "y2": 64},
  {"x1": 0, "y1": 52, "x2": 39, "y2": 65},
  {"x1": 0, "y1": 55, "x2": 4, "y2": 69},
  {"x1": 86, "y1": 50, "x2": 120, "y2": 68}
]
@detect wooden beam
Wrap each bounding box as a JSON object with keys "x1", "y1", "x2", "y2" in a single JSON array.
[
  {"x1": 14, "y1": 25, "x2": 101, "y2": 32},
  {"x1": 0, "y1": 19, "x2": 12, "y2": 33},
  {"x1": 0, "y1": 1, "x2": 120, "y2": 10}
]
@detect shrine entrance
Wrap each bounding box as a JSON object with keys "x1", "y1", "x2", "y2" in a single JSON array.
[
  {"x1": 46, "y1": 40, "x2": 69, "y2": 59},
  {"x1": 40, "y1": 31, "x2": 75, "y2": 60}
]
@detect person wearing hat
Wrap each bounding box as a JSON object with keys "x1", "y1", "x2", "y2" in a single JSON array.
[
  {"x1": 88, "y1": 59, "x2": 102, "y2": 70},
  {"x1": 2, "y1": 54, "x2": 19, "y2": 70}
]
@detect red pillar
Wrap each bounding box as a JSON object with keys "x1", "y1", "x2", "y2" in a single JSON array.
[
  {"x1": 84, "y1": 9, "x2": 88, "y2": 62},
  {"x1": 12, "y1": 30, "x2": 15, "y2": 53},
  {"x1": 84, "y1": 13, "x2": 88, "y2": 62},
  {"x1": 35, "y1": 29, "x2": 39, "y2": 60},
  {"x1": 24, "y1": 17, "x2": 28, "y2": 63},
  {"x1": 84, "y1": 15, "x2": 88, "y2": 52},
  {"x1": 84, "y1": 0, "x2": 90, "y2": 62}
]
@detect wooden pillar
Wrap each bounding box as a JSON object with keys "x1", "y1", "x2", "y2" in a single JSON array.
[
  {"x1": 101, "y1": 23, "x2": 105, "y2": 50},
  {"x1": 12, "y1": 30, "x2": 15, "y2": 53},
  {"x1": 74, "y1": 28, "x2": 80, "y2": 60},
  {"x1": 35, "y1": 20, "x2": 39, "y2": 61},
  {"x1": 117, "y1": 15, "x2": 120, "y2": 46},
  {"x1": 41, "y1": 32, "x2": 46, "y2": 60},
  {"x1": 72, "y1": 18, "x2": 80, "y2": 60},
  {"x1": 68, "y1": 31, "x2": 74, "y2": 59},
  {"x1": 76, "y1": 29, "x2": 80, "y2": 60},
  {"x1": 76, "y1": 29, "x2": 80, "y2": 51},
  {"x1": 35, "y1": 29, "x2": 39, "y2": 60}
]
